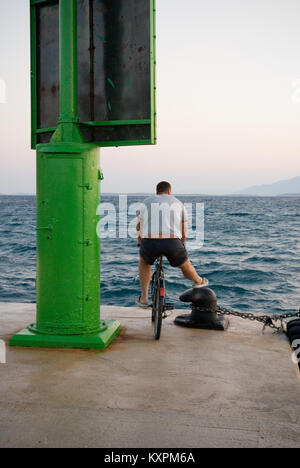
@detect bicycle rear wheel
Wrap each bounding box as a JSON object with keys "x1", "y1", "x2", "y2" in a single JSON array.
[{"x1": 152, "y1": 277, "x2": 164, "y2": 340}]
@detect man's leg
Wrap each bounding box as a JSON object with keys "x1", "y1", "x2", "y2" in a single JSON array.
[
  {"x1": 180, "y1": 259, "x2": 205, "y2": 286},
  {"x1": 139, "y1": 257, "x2": 152, "y2": 304}
]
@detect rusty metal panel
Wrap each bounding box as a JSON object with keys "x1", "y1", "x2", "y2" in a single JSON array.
[
  {"x1": 80, "y1": 124, "x2": 151, "y2": 146},
  {"x1": 31, "y1": 0, "x2": 156, "y2": 147},
  {"x1": 78, "y1": 0, "x2": 151, "y2": 122},
  {"x1": 36, "y1": 2, "x2": 60, "y2": 131},
  {"x1": 77, "y1": 0, "x2": 154, "y2": 145}
]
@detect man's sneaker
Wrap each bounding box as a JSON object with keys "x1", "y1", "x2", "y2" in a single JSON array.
[
  {"x1": 136, "y1": 297, "x2": 150, "y2": 309},
  {"x1": 193, "y1": 278, "x2": 209, "y2": 289}
]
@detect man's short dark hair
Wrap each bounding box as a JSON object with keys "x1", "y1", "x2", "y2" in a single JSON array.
[{"x1": 156, "y1": 181, "x2": 172, "y2": 194}]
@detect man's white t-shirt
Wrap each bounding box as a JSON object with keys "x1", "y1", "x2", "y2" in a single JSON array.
[{"x1": 138, "y1": 194, "x2": 188, "y2": 239}]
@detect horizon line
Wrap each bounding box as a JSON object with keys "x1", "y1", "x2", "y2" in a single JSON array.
[{"x1": 1, "y1": 192, "x2": 300, "y2": 197}]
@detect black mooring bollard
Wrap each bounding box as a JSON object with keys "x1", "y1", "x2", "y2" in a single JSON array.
[{"x1": 174, "y1": 287, "x2": 229, "y2": 331}]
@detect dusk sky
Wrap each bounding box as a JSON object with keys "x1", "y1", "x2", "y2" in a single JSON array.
[{"x1": 1, "y1": 0, "x2": 300, "y2": 194}]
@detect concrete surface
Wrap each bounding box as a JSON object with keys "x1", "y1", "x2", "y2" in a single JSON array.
[{"x1": 0, "y1": 302, "x2": 299, "y2": 448}]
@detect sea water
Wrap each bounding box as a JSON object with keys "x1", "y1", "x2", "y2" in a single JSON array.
[{"x1": 0, "y1": 195, "x2": 299, "y2": 314}]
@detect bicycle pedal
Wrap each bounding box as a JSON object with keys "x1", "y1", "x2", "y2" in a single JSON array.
[{"x1": 162, "y1": 310, "x2": 173, "y2": 319}]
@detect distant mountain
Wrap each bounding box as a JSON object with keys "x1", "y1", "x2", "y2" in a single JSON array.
[
  {"x1": 278, "y1": 193, "x2": 300, "y2": 197},
  {"x1": 236, "y1": 176, "x2": 300, "y2": 196}
]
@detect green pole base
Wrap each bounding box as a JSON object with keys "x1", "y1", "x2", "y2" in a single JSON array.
[{"x1": 9, "y1": 320, "x2": 121, "y2": 350}]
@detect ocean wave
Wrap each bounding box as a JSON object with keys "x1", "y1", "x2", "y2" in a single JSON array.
[
  {"x1": 207, "y1": 268, "x2": 275, "y2": 281},
  {"x1": 212, "y1": 284, "x2": 250, "y2": 295},
  {"x1": 227, "y1": 212, "x2": 251, "y2": 217},
  {"x1": 242, "y1": 255, "x2": 280, "y2": 264}
]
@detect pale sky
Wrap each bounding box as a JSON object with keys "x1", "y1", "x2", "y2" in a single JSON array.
[{"x1": 1, "y1": 0, "x2": 300, "y2": 194}]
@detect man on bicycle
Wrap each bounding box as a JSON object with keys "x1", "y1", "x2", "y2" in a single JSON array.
[{"x1": 136, "y1": 181, "x2": 208, "y2": 308}]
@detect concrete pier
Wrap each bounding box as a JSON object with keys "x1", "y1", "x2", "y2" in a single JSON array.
[{"x1": 0, "y1": 303, "x2": 299, "y2": 448}]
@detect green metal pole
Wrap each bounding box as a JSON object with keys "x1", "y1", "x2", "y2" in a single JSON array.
[
  {"x1": 10, "y1": 0, "x2": 120, "y2": 350},
  {"x1": 60, "y1": 0, "x2": 77, "y2": 119},
  {"x1": 52, "y1": 0, "x2": 82, "y2": 144}
]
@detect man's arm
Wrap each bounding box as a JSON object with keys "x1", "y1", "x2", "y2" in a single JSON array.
[{"x1": 181, "y1": 220, "x2": 188, "y2": 244}]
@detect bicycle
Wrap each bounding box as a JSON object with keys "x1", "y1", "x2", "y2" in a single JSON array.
[{"x1": 151, "y1": 256, "x2": 174, "y2": 340}]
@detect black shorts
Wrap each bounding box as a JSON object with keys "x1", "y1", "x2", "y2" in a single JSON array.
[{"x1": 140, "y1": 239, "x2": 188, "y2": 268}]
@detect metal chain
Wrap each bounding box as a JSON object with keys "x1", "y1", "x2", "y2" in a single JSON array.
[
  {"x1": 190, "y1": 304, "x2": 300, "y2": 333},
  {"x1": 216, "y1": 306, "x2": 300, "y2": 333}
]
